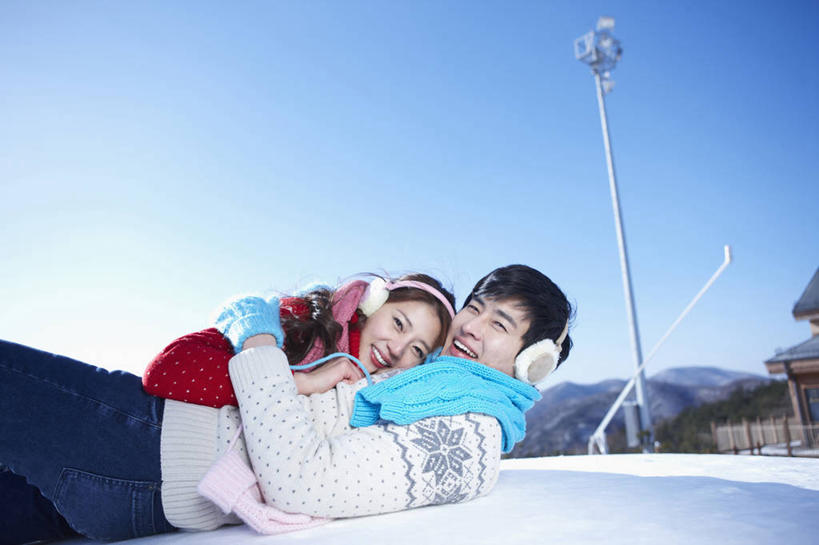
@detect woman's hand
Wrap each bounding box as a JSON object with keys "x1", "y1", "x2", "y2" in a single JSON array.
[
  {"x1": 242, "y1": 334, "x2": 279, "y2": 350},
  {"x1": 214, "y1": 295, "x2": 284, "y2": 352},
  {"x1": 293, "y1": 357, "x2": 365, "y2": 395}
]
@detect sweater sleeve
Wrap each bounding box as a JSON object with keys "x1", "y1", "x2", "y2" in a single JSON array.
[
  {"x1": 228, "y1": 346, "x2": 503, "y2": 518},
  {"x1": 143, "y1": 328, "x2": 238, "y2": 407}
]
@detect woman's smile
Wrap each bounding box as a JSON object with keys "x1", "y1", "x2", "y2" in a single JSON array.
[{"x1": 370, "y1": 345, "x2": 392, "y2": 369}]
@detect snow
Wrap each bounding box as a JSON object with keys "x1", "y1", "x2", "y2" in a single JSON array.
[
  {"x1": 756, "y1": 442, "x2": 819, "y2": 459},
  {"x1": 502, "y1": 453, "x2": 819, "y2": 490},
  {"x1": 68, "y1": 454, "x2": 819, "y2": 545}
]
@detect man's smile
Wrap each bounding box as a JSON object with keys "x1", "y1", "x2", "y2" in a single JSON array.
[{"x1": 451, "y1": 339, "x2": 478, "y2": 359}]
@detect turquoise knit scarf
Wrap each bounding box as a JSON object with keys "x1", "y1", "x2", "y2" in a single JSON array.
[{"x1": 349, "y1": 356, "x2": 541, "y2": 453}]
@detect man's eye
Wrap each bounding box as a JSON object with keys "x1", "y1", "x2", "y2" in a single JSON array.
[
  {"x1": 467, "y1": 304, "x2": 479, "y2": 313},
  {"x1": 393, "y1": 317, "x2": 404, "y2": 331},
  {"x1": 494, "y1": 321, "x2": 508, "y2": 333}
]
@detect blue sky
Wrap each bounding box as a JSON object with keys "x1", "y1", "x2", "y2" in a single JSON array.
[{"x1": 1, "y1": 1, "x2": 817, "y2": 387}]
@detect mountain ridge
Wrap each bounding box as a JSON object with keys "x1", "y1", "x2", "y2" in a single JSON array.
[{"x1": 509, "y1": 366, "x2": 771, "y2": 457}]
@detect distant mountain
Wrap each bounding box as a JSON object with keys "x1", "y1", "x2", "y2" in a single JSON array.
[
  {"x1": 655, "y1": 380, "x2": 792, "y2": 453},
  {"x1": 507, "y1": 366, "x2": 770, "y2": 458},
  {"x1": 650, "y1": 366, "x2": 765, "y2": 388},
  {"x1": 539, "y1": 378, "x2": 625, "y2": 405}
]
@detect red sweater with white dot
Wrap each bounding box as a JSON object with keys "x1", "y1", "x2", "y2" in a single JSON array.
[{"x1": 143, "y1": 297, "x2": 361, "y2": 407}]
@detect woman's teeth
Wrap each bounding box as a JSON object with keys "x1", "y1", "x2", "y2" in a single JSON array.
[
  {"x1": 373, "y1": 347, "x2": 390, "y2": 367},
  {"x1": 453, "y1": 340, "x2": 477, "y2": 358}
]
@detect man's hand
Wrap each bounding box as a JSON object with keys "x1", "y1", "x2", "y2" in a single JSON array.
[{"x1": 293, "y1": 357, "x2": 365, "y2": 395}]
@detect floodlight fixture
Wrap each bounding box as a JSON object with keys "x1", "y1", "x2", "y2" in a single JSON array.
[
  {"x1": 596, "y1": 16, "x2": 615, "y2": 31},
  {"x1": 574, "y1": 17, "x2": 622, "y2": 93}
]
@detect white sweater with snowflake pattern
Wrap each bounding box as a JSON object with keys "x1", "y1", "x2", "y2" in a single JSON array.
[{"x1": 160, "y1": 345, "x2": 503, "y2": 530}]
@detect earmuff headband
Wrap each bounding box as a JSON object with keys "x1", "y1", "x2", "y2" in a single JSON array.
[
  {"x1": 384, "y1": 280, "x2": 456, "y2": 319},
  {"x1": 554, "y1": 319, "x2": 569, "y2": 350}
]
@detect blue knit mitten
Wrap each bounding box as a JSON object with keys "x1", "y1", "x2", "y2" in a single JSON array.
[{"x1": 213, "y1": 295, "x2": 284, "y2": 353}]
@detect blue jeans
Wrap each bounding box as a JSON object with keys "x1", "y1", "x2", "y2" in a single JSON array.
[{"x1": 0, "y1": 340, "x2": 176, "y2": 542}]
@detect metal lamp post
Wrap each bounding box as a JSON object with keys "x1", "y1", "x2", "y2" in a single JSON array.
[{"x1": 575, "y1": 17, "x2": 654, "y2": 452}]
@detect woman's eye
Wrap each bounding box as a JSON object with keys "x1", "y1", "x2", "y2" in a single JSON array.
[
  {"x1": 393, "y1": 317, "x2": 404, "y2": 331},
  {"x1": 413, "y1": 347, "x2": 424, "y2": 358}
]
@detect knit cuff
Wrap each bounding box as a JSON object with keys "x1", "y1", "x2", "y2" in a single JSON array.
[
  {"x1": 228, "y1": 345, "x2": 295, "y2": 398},
  {"x1": 234, "y1": 493, "x2": 328, "y2": 535},
  {"x1": 349, "y1": 393, "x2": 381, "y2": 428}
]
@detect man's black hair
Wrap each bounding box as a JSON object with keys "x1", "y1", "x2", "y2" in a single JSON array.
[{"x1": 463, "y1": 264, "x2": 574, "y2": 367}]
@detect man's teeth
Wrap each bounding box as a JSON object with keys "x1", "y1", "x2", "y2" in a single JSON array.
[
  {"x1": 453, "y1": 340, "x2": 477, "y2": 358},
  {"x1": 373, "y1": 347, "x2": 389, "y2": 367}
]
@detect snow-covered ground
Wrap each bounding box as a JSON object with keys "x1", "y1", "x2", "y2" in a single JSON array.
[
  {"x1": 503, "y1": 453, "x2": 819, "y2": 490},
  {"x1": 70, "y1": 454, "x2": 819, "y2": 545}
]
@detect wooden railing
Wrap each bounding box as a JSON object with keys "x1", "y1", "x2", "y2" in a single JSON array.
[{"x1": 712, "y1": 416, "x2": 819, "y2": 455}]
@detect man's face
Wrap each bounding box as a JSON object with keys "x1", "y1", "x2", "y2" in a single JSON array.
[{"x1": 442, "y1": 296, "x2": 530, "y2": 377}]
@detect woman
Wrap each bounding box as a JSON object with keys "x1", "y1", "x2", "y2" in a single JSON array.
[
  {"x1": 0, "y1": 273, "x2": 456, "y2": 543},
  {"x1": 143, "y1": 273, "x2": 456, "y2": 402}
]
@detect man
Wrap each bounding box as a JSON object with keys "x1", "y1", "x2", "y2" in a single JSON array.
[{"x1": 442, "y1": 264, "x2": 573, "y2": 383}]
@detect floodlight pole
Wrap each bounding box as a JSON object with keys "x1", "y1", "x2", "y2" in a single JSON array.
[
  {"x1": 594, "y1": 71, "x2": 653, "y2": 452},
  {"x1": 577, "y1": 18, "x2": 654, "y2": 452}
]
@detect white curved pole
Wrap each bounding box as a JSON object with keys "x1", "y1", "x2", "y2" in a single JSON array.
[{"x1": 588, "y1": 245, "x2": 733, "y2": 454}]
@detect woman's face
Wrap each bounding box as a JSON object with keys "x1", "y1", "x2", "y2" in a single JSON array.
[{"x1": 358, "y1": 300, "x2": 442, "y2": 373}]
